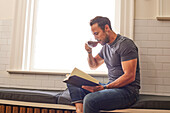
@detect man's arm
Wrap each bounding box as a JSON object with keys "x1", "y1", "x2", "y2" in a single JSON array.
[
  {"x1": 85, "y1": 43, "x2": 104, "y2": 70},
  {"x1": 88, "y1": 54, "x2": 104, "y2": 70},
  {"x1": 106, "y1": 58, "x2": 137, "y2": 89},
  {"x1": 82, "y1": 58, "x2": 137, "y2": 92}
]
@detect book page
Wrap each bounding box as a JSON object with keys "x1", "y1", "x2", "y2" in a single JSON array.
[{"x1": 70, "y1": 68, "x2": 99, "y2": 84}]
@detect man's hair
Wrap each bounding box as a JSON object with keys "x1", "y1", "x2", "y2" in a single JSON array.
[{"x1": 90, "y1": 16, "x2": 112, "y2": 31}]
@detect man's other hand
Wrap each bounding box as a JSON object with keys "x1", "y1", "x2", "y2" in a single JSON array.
[{"x1": 82, "y1": 85, "x2": 104, "y2": 92}]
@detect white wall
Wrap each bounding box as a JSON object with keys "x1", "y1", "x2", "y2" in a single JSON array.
[
  {"x1": 135, "y1": 0, "x2": 170, "y2": 19},
  {"x1": 135, "y1": 0, "x2": 157, "y2": 19},
  {"x1": 135, "y1": 0, "x2": 170, "y2": 95},
  {"x1": 0, "y1": 0, "x2": 15, "y2": 19},
  {"x1": 135, "y1": 19, "x2": 170, "y2": 95},
  {"x1": 162, "y1": 0, "x2": 170, "y2": 16}
]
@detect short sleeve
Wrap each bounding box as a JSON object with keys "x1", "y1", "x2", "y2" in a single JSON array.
[
  {"x1": 119, "y1": 39, "x2": 138, "y2": 62},
  {"x1": 98, "y1": 47, "x2": 104, "y2": 59}
]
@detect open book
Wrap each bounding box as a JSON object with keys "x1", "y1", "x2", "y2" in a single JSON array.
[{"x1": 63, "y1": 68, "x2": 100, "y2": 88}]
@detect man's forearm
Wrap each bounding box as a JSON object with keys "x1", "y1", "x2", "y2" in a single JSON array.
[
  {"x1": 106, "y1": 73, "x2": 135, "y2": 89},
  {"x1": 88, "y1": 53, "x2": 97, "y2": 69}
]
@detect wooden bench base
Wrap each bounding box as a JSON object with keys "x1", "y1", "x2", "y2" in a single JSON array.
[
  {"x1": 102, "y1": 109, "x2": 170, "y2": 113},
  {"x1": 0, "y1": 99, "x2": 170, "y2": 113}
]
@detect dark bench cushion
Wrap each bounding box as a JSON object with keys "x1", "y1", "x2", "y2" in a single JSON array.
[
  {"x1": 1, "y1": 87, "x2": 170, "y2": 110},
  {"x1": 131, "y1": 94, "x2": 170, "y2": 110},
  {"x1": 0, "y1": 87, "x2": 72, "y2": 105}
]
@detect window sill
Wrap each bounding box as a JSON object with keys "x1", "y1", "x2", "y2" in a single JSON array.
[
  {"x1": 7, "y1": 70, "x2": 107, "y2": 77},
  {"x1": 156, "y1": 16, "x2": 170, "y2": 21}
]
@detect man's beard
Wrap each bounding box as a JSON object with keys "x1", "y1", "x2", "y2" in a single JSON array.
[{"x1": 101, "y1": 34, "x2": 109, "y2": 45}]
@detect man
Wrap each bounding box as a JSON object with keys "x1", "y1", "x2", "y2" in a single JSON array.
[{"x1": 67, "y1": 16, "x2": 140, "y2": 113}]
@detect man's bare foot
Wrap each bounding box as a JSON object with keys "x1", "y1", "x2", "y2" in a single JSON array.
[{"x1": 75, "y1": 103, "x2": 83, "y2": 113}]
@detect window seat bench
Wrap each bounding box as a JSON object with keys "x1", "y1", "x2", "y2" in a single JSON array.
[{"x1": 0, "y1": 87, "x2": 170, "y2": 113}]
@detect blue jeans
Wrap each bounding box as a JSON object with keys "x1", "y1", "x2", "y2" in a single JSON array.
[{"x1": 67, "y1": 83, "x2": 139, "y2": 113}]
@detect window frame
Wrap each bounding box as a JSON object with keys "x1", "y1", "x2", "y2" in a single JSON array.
[{"x1": 8, "y1": 0, "x2": 134, "y2": 74}]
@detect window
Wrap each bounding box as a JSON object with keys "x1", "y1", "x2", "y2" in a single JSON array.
[
  {"x1": 30, "y1": 0, "x2": 116, "y2": 73},
  {"x1": 10, "y1": 0, "x2": 134, "y2": 74},
  {"x1": 24, "y1": 0, "x2": 116, "y2": 73}
]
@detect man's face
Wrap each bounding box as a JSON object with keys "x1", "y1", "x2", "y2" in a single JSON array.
[{"x1": 91, "y1": 23, "x2": 109, "y2": 46}]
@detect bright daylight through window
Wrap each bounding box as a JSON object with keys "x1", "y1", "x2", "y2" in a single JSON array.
[{"x1": 30, "y1": 0, "x2": 115, "y2": 73}]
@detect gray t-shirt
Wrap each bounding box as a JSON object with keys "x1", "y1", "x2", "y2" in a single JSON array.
[{"x1": 99, "y1": 34, "x2": 140, "y2": 91}]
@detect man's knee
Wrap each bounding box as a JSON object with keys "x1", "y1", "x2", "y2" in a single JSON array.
[
  {"x1": 83, "y1": 93, "x2": 98, "y2": 107},
  {"x1": 83, "y1": 93, "x2": 100, "y2": 113}
]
